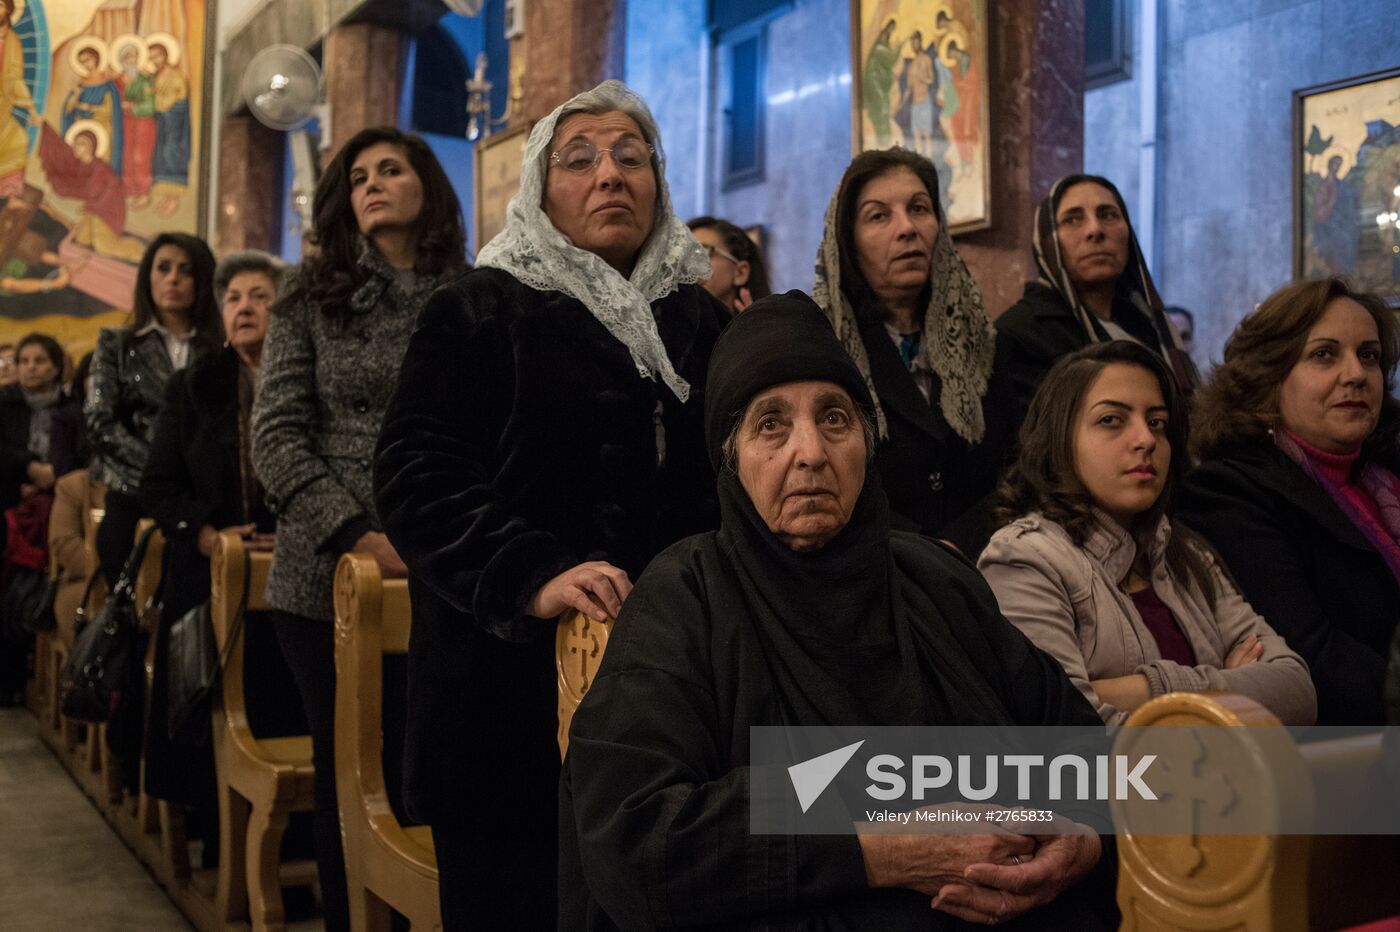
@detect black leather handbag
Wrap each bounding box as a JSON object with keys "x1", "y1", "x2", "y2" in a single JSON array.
[
  {"x1": 59, "y1": 526, "x2": 158, "y2": 723},
  {"x1": 166, "y1": 551, "x2": 249, "y2": 747}
]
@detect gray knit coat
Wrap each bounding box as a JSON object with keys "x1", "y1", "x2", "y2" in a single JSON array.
[{"x1": 251, "y1": 243, "x2": 444, "y2": 621}]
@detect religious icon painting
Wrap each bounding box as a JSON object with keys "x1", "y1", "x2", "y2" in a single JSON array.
[
  {"x1": 850, "y1": 0, "x2": 991, "y2": 233},
  {"x1": 0, "y1": 0, "x2": 215, "y2": 352},
  {"x1": 1293, "y1": 67, "x2": 1400, "y2": 302}
]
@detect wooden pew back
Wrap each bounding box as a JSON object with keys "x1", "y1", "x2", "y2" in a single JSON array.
[
  {"x1": 556, "y1": 610, "x2": 616, "y2": 760},
  {"x1": 333, "y1": 553, "x2": 439, "y2": 932},
  {"x1": 210, "y1": 531, "x2": 315, "y2": 930},
  {"x1": 1113, "y1": 692, "x2": 1400, "y2": 931}
]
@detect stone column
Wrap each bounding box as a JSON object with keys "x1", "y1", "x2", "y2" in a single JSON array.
[
  {"x1": 216, "y1": 116, "x2": 283, "y2": 254},
  {"x1": 522, "y1": 0, "x2": 626, "y2": 124},
  {"x1": 958, "y1": 0, "x2": 1085, "y2": 316},
  {"x1": 323, "y1": 22, "x2": 407, "y2": 158}
]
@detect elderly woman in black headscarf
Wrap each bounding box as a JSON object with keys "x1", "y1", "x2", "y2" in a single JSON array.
[
  {"x1": 560, "y1": 292, "x2": 1116, "y2": 931},
  {"x1": 813, "y1": 148, "x2": 1017, "y2": 555},
  {"x1": 996, "y1": 174, "x2": 1196, "y2": 415}
]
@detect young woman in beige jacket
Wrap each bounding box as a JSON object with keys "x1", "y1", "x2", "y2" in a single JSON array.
[{"x1": 978, "y1": 341, "x2": 1316, "y2": 725}]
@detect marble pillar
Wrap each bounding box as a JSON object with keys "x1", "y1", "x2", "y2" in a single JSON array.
[
  {"x1": 958, "y1": 0, "x2": 1085, "y2": 316},
  {"x1": 324, "y1": 22, "x2": 407, "y2": 158},
  {"x1": 523, "y1": 0, "x2": 626, "y2": 123},
  {"x1": 216, "y1": 116, "x2": 283, "y2": 255}
]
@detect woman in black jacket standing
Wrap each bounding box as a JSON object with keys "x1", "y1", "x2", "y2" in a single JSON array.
[
  {"x1": 138, "y1": 251, "x2": 299, "y2": 829},
  {"x1": 252, "y1": 127, "x2": 467, "y2": 932},
  {"x1": 86, "y1": 232, "x2": 222, "y2": 585},
  {"x1": 374, "y1": 80, "x2": 726, "y2": 930}
]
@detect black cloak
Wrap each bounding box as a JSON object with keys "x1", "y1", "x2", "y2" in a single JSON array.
[{"x1": 558, "y1": 294, "x2": 1116, "y2": 930}]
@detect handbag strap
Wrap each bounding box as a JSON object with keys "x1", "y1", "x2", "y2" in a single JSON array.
[
  {"x1": 112, "y1": 524, "x2": 161, "y2": 599},
  {"x1": 215, "y1": 550, "x2": 253, "y2": 674}
]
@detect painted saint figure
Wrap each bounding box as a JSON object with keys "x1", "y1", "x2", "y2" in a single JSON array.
[
  {"x1": 62, "y1": 40, "x2": 124, "y2": 178},
  {"x1": 1310, "y1": 154, "x2": 1360, "y2": 276},
  {"x1": 863, "y1": 19, "x2": 902, "y2": 149},
  {"x1": 38, "y1": 121, "x2": 145, "y2": 264},
  {"x1": 116, "y1": 37, "x2": 156, "y2": 204},
  {"x1": 946, "y1": 36, "x2": 980, "y2": 179},
  {"x1": 0, "y1": 0, "x2": 40, "y2": 197},
  {"x1": 149, "y1": 37, "x2": 190, "y2": 194}
]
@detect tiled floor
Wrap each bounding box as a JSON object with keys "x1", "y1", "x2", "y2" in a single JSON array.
[{"x1": 0, "y1": 707, "x2": 191, "y2": 931}]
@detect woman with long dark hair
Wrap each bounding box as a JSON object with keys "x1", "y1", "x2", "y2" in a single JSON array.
[
  {"x1": 979, "y1": 341, "x2": 1315, "y2": 725},
  {"x1": 86, "y1": 232, "x2": 221, "y2": 585},
  {"x1": 251, "y1": 126, "x2": 467, "y2": 931}
]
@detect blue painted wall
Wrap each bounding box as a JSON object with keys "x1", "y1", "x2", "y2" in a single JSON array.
[
  {"x1": 626, "y1": 0, "x2": 854, "y2": 294},
  {"x1": 1085, "y1": 0, "x2": 1399, "y2": 362}
]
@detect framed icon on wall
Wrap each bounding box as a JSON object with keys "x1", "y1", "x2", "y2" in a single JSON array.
[{"x1": 850, "y1": 0, "x2": 991, "y2": 234}]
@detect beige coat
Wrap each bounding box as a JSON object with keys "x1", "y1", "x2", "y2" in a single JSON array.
[
  {"x1": 978, "y1": 511, "x2": 1317, "y2": 725},
  {"x1": 48, "y1": 469, "x2": 102, "y2": 646}
]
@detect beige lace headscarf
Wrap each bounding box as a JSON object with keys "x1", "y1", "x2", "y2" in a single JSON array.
[
  {"x1": 476, "y1": 80, "x2": 711, "y2": 402},
  {"x1": 812, "y1": 152, "x2": 996, "y2": 443}
]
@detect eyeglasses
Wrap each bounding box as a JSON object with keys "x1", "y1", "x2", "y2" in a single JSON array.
[
  {"x1": 1056, "y1": 205, "x2": 1125, "y2": 230},
  {"x1": 550, "y1": 138, "x2": 654, "y2": 173},
  {"x1": 703, "y1": 244, "x2": 740, "y2": 265}
]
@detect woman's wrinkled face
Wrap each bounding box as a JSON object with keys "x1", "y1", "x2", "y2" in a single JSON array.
[
  {"x1": 221, "y1": 271, "x2": 276, "y2": 359},
  {"x1": 852, "y1": 167, "x2": 938, "y2": 309},
  {"x1": 542, "y1": 111, "x2": 657, "y2": 275},
  {"x1": 1072, "y1": 363, "x2": 1171, "y2": 529},
  {"x1": 1054, "y1": 182, "x2": 1130, "y2": 293},
  {"x1": 149, "y1": 243, "x2": 195, "y2": 318},
  {"x1": 349, "y1": 142, "x2": 425, "y2": 242},
  {"x1": 736, "y1": 380, "x2": 866, "y2": 551},
  {"x1": 17, "y1": 344, "x2": 59, "y2": 392},
  {"x1": 1278, "y1": 297, "x2": 1383, "y2": 454}
]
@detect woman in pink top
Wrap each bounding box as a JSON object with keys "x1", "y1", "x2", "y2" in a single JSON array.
[
  {"x1": 978, "y1": 340, "x2": 1316, "y2": 725},
  {"x1": 1182, "y1": 277, "x2": 1400, "y2": 724}
]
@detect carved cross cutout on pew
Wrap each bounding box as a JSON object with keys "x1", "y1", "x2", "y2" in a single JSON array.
[
  {"x1": 565, "y1": 617, "x2": 604, "y2": 695},
  {"x1": 1147, "y1": 730, "x2": 1237, "y2": 878}
]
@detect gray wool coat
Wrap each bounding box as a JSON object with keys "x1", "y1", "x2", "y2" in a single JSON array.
[{"x1": 251, "y1": 244, "x2": 445, "y2": 621}]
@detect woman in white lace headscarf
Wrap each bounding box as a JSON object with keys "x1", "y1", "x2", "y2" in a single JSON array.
[
  {"x1": 373, "y1": 79, "x2": 728, "y2": 930},
  {"x1": 813, "y1": 146, "x2": 1018, "y2": 555}
]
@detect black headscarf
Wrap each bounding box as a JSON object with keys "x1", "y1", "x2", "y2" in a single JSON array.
[
  {"x1": 1033, "y1": 174, "x2": 1197, "y2": 392},
  {"x1": 702, "y1": 291, "x2": 1015, "y2": 726}
]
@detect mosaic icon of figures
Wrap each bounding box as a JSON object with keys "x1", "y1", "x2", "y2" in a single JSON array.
[
  {"x1": 146, "y1": 31, "x2": 189, "y2": 215},
  {"x1": 39, "y1": 119, "x2": 145, "y2": 263},
  {"x1": 0, "y1": 0, "x2": 42, "y2": 198},
  {"x1": 113, "y1": 33, "x2": 154, "y2": 205},
  {"x1": 62, "y1": 36, "x2": 124, "y2": 177}
]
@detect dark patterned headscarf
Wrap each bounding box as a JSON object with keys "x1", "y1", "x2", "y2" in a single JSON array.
[
  {"x1": 813, "y1": 149, "x2": 996, "y2": 443},
  {"x1": 1034, "y1": 174, "x2": 1197, "y2": 392}
]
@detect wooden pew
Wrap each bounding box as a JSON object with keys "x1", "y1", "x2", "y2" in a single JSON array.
[
  {"x1": 210, "y1": 531, "x2": 316, "y2": 931},
  {"x1": 556, "y1": 609, "x2": 616, "y2": 759},
  {"x1": 1113, "y1": 692, "x2": 1400, "y2": 931},
  {"x1": 333, "y1": 553, "x2": 440, "y2": 932}
]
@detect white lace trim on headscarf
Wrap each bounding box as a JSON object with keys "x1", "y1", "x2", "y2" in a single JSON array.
[{"x1": 475, "y1": 80, "x2": 711, "y2": 402}]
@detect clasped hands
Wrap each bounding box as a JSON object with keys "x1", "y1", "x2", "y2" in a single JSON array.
[{"x1": 858, "y1": 805, "x2": 1101, "y2": 925}]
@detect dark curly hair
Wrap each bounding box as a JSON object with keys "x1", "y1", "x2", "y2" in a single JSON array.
[
  {"x1": 292, "y1": 126, "x2": 467, "y2": 320},
  {"x1": 1192, "y1": 276, "x2": 1400, "y2": 472},
  {"x1": 996, "y1": 340, "x2": 1222, "y2": 604},
  {"x1": 131, "y1": 233, "x2": 223, "y2": 357}
]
